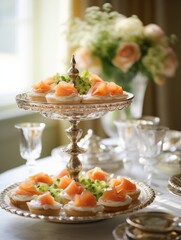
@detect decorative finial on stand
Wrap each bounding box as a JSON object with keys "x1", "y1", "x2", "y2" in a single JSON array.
[
  {"x1": 66, "y1": 55, "x2": 83, "y2": 181},
  {"x1": 68, "y1": 55, "x2": 79, "y2": 85}
]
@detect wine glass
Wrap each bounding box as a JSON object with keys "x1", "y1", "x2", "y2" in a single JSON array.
[
  {"x1": 114, "y1": 119, "x2": 155, "y2": 176},
  {"x1": 15, "y1": 122, "x2": 45, "y2": 175},
  {"x1": 137, "y1": 124, "x2": 168, "y2": 185}
]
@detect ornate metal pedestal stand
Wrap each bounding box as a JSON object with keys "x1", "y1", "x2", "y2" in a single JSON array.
[
  {"x1": 16, "y1": 56, "x2": 134, "y2": 181},
  {"x1": 65, "y1": 120, "x2": 85, "y2": 181}
]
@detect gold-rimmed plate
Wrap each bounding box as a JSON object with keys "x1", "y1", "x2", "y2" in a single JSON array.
[
  {"x1": 168, "y1": 173, "x2": 181, "y2": 197},
  {"x1": 0, "y1": 181, "x2": 155, "y2": 224},
  {"x1": 113, "y1": 222, "x2": 181, "y2": 240},
  {"x1": 113, "y1": 223, "x2": 128, "y2": 240}
]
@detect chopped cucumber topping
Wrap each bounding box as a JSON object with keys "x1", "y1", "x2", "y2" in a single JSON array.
[
  {"x1": 35, "y1": 183, "x2": 49, "y2": 193},
  {"x1": 49, "y1": 188, "x2": 62, "y2": 203},
  {"x1": 80, "y1": 176, "x2": 109, "y2": 200},
  {"x1": 54, "y1": 70, "x2": 92, "y2": 94}
]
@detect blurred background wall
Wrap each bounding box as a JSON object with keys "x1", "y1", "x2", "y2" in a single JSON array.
[{"x1": 0, "y1": 0, "x2": 181, "y2": 172}]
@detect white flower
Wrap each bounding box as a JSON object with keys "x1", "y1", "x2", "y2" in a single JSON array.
[
  {"x1": 144, "y1": 24, "x2": 164, "y2": 42},
  {"x1": 115, "y1": 15, "x2": 144, "y2": 40}
]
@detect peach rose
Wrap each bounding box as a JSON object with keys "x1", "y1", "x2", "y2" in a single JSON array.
[
  {"x1": 144, "y1": 24, "x2": 164, "y2": 42},
  {"x1": 74, "y1": 48, "x2": 101, "y2": 74},
  {"x1": 112, "y1": 42, "x2": 141, "y2": 72},
  {"x1": 162, "y1": 48, "x2": 178, "y2": 77}
]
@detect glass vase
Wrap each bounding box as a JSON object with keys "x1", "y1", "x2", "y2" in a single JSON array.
[{"x1": 101, "y1": 73, "x2": 149, "y2": 137}]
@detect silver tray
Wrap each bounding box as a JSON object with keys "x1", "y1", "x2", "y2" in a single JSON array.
[{"x1": 0, "y1": 181, "x2": 155, "y2": 223}]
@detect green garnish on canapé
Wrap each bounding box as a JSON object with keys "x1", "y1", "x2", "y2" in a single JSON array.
[
  {"x1": 53, "y1": 70, "x2": 92, "y2": 95},
  {"x1": 75, "y1": 70, "x2": 92, "y2": 94},
  {"x1": 34, "y1": 183, "x2": 50, "y2": 193},
  {"x1": 48, "y1": 179, "x2": 62, "y2": 202},
  {"x1": 80, "y1": 176, "x2": 109, "y2": 200}
]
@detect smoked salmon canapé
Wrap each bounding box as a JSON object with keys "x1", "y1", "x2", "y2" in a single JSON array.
[
  {"x1": 59, "y1": 180, "x2": 84, "y2": 204},
  {"x1": 9, "y1": 179, "x2": 43, "y2": 210},
  {"x1": 27, "y1": 192, "x2": 62, "y2": 216},
  {"x1": 64, "y1": 190, "x2": 103, "y2": 217},
  {"x1": 98, "y1": 187, "x2": 132, "y2": 212},
  {"x1": 54, "y1": 168, "x2": 69, "y2": 179},
  {"x1": 9, "y1": 172, "x2": 55, "y2": 210},
  {"x1": 87, "y1": 167, "x2": 109, "y2": 182},
  {"x1": 29, "y1": 172, "x2": 53, "y2": 186},
  {"x1": 46, "y1": 81, "x2": 82, "y2": 104},
  {"x1": 82, "y1": 81, "x2": 127, "y2": 103},
  {"x1": 109, "y1": 177, "x2": 141, "y2": 201},
  {"x1": 88, "y1": 73, "x2": 104, "y2": 86},
  {"x1": 28, "y1": 77, "x2": 56, "y2": 102},
  {"x1": 27, "y1": 68, "x2": 129, "y2": 104}
]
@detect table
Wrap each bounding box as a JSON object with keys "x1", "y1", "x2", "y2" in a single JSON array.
[{"x1": 0, "y1": 155, "x2": 180, "y2": 240}]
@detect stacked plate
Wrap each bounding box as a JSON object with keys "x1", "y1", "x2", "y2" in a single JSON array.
[
  {"x1": 168, "y1": 173, "x2": 181, "y2": 197},
  {"x1": 113, "y1": 211, "x2": 181, "y2": 240}
]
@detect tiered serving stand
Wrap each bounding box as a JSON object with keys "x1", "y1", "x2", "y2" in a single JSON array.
[
  {"x1": 0, "y1": 56, "x2": 155, "y2": 223},
  {"x1": 16, "y1": 56, "x2": 134, "y2": 182}
]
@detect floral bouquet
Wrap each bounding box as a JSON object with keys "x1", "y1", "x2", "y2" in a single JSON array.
[{"x1": 67, "y1": 3, "x2": 178, "y2": 90}]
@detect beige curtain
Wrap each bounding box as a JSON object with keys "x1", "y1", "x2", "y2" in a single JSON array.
[{"x1": 68, "y1": 0, "x2": 181, "y2": 137}]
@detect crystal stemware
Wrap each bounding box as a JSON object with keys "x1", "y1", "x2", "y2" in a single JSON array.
[
  {"x1": 114, "y1": 119, "x2": 155, "y2": 176},
  {"x1": 137, "y1": 124, "x2": 168, "y2": 185},
  {"x1": 15, "y1": 122, "x2": 45, "y2": 175}
]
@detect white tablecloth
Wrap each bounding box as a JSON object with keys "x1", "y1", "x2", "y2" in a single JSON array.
[{"x1": 0, "y1": 156, "x2": 180, "y2": 240}]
